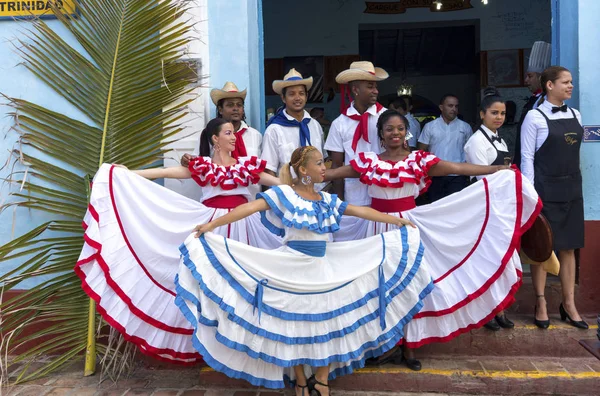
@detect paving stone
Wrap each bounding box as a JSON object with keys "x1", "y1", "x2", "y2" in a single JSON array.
[
  {"x1": 506, "y1": 359, "x2": 538, "y2": 372},
  {"x1": 45, "y1": 388, "x2": 76, "y2": 396},
  {"x1": 180, "y1": 391, "x2": 207, "y2": 396},
  {"x1": 95, "y1": 390, "x2": 128, "y2": 396},
  {"x1": 150, "y1": 390, "x2": 181, "y2": 396},
  {"x1": 479, "y1": 359, "x2": 510, "y2": 372},
  {"x1": 12, "y1": 385, "x2": 49, "y2": 396},
  {"x1": 232, "y1": 392, "x2": 258, "y2": 396},
  {"x1": 124, "y1": 389, "x2": 154, "y2": 395},
  {"x1": 67, "y1": 388, "x2": 98, "y2": 396},
  {"x1": 455, "y1": 359, "x2": 485, "y2": 372},
  {"x1": 531, "y1": 360, "x2": 567, "y2": 372},
  {"x1": 561, "y1": 359, "x2": 596, "y2": 374},
  {"x1": 585, "y1": 361, "x2": 600, "y2": 372}
]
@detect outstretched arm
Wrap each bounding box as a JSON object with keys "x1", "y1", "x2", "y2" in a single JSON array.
[
  {"x1": 324, "y1": 164, "x2": 360, "y2": 182},
  {"x1": 428, "y1": 160, "x2": 509, "y2": 177},
  {"x1": 194, "y1": 199, "x2": 270, "y2": 236},
  {"x1": 344, "y1": 204, "x2": 415, "y2": 228},
  {"x1": 259, "y1": 172, "x2": 281, "y2": 186},
  {"x1": 133, "y1": 166, "x2": 192, "y2": 180}
]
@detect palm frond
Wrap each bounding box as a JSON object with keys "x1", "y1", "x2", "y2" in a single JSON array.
[{"x1": 1, "y1": 0, "x2": 197, "y2": 383}]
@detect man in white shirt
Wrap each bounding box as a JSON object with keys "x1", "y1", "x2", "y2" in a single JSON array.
[
  {"x1": 400, "y1": 95, "x2": 422, "y2": 149},
  {"x1": 261, "y1": 69, "x2": 325, "y2": 176},
  {"x1": 324, "y1": 61, "x2": 388, "y2": 241},
  {"x1": 418, "y1": 94, "x2": 472, "y2": 202}
]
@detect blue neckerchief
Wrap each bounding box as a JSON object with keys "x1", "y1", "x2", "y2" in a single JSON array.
[{"x1": 267, "y1": 108, "x2": 312, "y2": 147}]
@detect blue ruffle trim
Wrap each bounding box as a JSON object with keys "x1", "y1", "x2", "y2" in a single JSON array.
[
  {"x1": 257, "y1": 186, "x2": 347, "y2": 236},
  {"x1": 178, "y1": 228, "x2": 411, "y2": 322},
  {"x1": 174, "y1": 268, "x2": 434, "y2": 388},
  {"x1": 174, "y1": 238, "x2": 424, "y2": 346}
]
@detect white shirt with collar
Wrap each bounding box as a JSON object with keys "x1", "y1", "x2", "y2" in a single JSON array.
[
  {"x1": 261, "y1": 109, "x2": 325, "y2": 174},
  {"x1": 464, "y1": 125, "x2": 509, "y2": 180},
  {"x1": 324, "y1": 102, "x2": 386, "y2": 205},
  {"x1": 418, "y1": 116, "x2": 472, "y2": 164},
  {"x1": 405, "y1": 112, "x2": 421, "y2": 148},
  {"x1": 520, "y1": 100, "x2": 582, "y2": 184},
  {"x1": 238, "y1": 120, "x2": 263, "y2": 157}
]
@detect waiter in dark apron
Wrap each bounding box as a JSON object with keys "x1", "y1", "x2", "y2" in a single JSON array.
[
  {"x1": 514, "y1": 41, "x2": 551, "y2": 169},
  {"x1": 464, "y1": 87, "x2": 513, "y2": 331},
  {"x1": 520, "y1": 66, "x2": 589, "y2": 330}
]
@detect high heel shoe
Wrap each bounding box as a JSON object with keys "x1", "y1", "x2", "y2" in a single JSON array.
[
  {"x1": 296, "y1": 383, "x2": 309, "y2": 396},
  {"x1": 559, "y1": 303, "x2": 589, "y2": 329},
  {"x1": 307, "y1": 375, "x2": 329, "y2": 396},
  {"x1": 534, "y1": 295, "x2": 550, "y2": 329}
]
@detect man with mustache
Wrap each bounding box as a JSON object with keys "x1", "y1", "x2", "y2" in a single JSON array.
[
  {"x1": 324, "y1": 61, "x2": 389, "y2": 241},
  {"x1": 418, "y1": 94, "x2": 472, "y2": 202}
]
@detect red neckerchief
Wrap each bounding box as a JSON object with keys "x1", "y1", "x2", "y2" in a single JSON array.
[
  {"x1": 231, "y1": 127, "x2": 248, "y2": 159},
  {"x1": 345, "y1": 103, "x2": 384, "y2": 152},
  {"x1": 534, "y1": 89, "x2": 542, "y2": 96}
]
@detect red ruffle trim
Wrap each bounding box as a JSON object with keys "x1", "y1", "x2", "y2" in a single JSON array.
[
  {"x1": 350, "y1": 151, "x2": 440, "y2": 189},
  {"x1": 75, "y1": 165, "x2": 202, "y2": 364},
  {"x1": 403, "y1": 168, "x2": 542, "y2": 347},
  {"x1": 188, "y1": 156, "x2": 266, "y2": 190}
]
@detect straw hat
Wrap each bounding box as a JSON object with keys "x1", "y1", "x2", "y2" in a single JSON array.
[
  {"x1": 335, "y1": 61, "x2": 389, "y2": 84},
  {"x1": 210, "y1": 82, "x2": 247, "y2": 105},
  {"x1": 272, "y1": 68, "x2": 313, "y2": 95}
]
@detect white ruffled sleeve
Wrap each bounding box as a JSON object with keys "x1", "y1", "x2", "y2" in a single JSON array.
[
  {"x1": 256, "y1": 185, "x2": 347, "y2": 237},
  {"x1": 188, "y1": 156, "x2": 266, "y2": 190}
]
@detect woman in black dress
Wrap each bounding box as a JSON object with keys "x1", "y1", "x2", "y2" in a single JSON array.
[{"x1": 520, "y1": 66, "x2": 588, "y2": 329}]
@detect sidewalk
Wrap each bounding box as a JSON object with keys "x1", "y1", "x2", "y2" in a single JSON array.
[{"x1": 4, "y1": 355, "x2": 600, "y2": 396}]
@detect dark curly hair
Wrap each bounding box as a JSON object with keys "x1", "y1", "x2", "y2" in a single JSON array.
[{"x1": 376, "y1": 109, "x2": 410, "y2": 143}]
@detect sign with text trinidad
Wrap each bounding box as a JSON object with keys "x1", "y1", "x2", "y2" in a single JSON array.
[
  {"x1": 0, "y1": 0, "x2": 76, "y2": 19},
  {"x1": 364, "y1": 0, "x2": 473, "y2": 14}
]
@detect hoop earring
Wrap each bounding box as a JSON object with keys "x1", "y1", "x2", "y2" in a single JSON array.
[
  {"x1": 214, "y1": 143, "x2": 221, "y2": 152},
  {"x1": 403, "y1": 140, "x2": 409, "y2": 149},
  {"x1": 301, "y1": 175, "x2": 312, "y2": 185},
  {"x1": 380, "y1": 140, "x2": 386, "y2": 148}
]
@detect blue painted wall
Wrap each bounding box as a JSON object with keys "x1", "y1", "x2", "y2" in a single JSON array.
[
  {"x1": 576, "y1": 0, "x2": 600, "y2": 220},
  {"x1": 0, "y1": 20, "x2": 88, "y2": 288},
  {"x1": 207, "y1": 0, "x2": 265, "y2": 130}
]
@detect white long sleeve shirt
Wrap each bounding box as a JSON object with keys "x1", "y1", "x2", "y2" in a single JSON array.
[{"x1": 520, "y1": 100, "x2": 582, "y2": 184}]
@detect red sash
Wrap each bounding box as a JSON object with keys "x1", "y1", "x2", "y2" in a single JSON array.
[
  {"x1": 371, "y1": 197, "x2": 416, "y2": 213},
  {"x1": 203, "y1": 195, "x2": 248, "y2": 209}
]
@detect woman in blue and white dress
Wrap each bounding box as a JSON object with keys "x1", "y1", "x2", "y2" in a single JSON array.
[{"x1": 176, "y1": 145, "x2": 434, "y2": 395}]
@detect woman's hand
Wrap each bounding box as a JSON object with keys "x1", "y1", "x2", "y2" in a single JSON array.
[
  {"x1": 396, "y1": 217, "x2": 416, "y2": 228},
  {"x1": 194, "y1": 222, "x2": 215, "y2": 237},
  {"x1": 493, "y1": 165, "x2": 512, "y2": 173},
  {"x1": 113, "y1": 164, "x2": 129, "y2": 170}
]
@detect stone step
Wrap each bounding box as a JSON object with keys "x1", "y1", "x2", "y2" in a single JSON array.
[
  {"x1": 193, "y1": 356, "x2": 600, "y2": 395},
  {"x1": 412, "y1": 314, "x2": 598, "y2": 358}
]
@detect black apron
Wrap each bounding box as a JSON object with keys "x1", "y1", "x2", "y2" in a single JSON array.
[
  {"x1": 470, "y1": 128, "x2": 512, "y2": 183},
  {"x1": 534, "y1": 108, "x2": 584, "y2": 250},
  {"x1": 514, "y1": 94, "x2": 541, "y2": 169}
]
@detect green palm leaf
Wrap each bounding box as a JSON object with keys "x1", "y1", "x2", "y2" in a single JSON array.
[{"x1": 1, "y1": 0, "x2": 197, "y2": 383}]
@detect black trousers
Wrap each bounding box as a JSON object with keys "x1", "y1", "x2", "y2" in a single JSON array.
[{"x1": 428, "y1": 176, "x2": 470, "y2": 202}]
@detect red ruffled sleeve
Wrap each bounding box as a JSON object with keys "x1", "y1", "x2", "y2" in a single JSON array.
[{"x1": 188, "y1": 156, "x2": 267, "y2": 190}]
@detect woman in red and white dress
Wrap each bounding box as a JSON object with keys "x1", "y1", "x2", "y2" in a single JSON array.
[
  {"x1": 325, "y1": 109, "x2": 541, "y2": 369},
  {"x1": 76, "y1": 118, "x2": 281, "y2": 365}
]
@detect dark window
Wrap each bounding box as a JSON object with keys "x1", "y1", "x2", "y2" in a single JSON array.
[{"x1": 359, "y1": 25, "x2": 476, "y2": 76}]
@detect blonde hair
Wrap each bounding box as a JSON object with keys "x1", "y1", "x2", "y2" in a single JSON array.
[{"x1": 279, "y1": 146, "x2": 319, "y2": 186}]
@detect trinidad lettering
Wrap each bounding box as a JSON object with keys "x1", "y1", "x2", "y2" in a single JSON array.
[{"x1": 0, "y1": 1, "x2": 65, "y2": 12}]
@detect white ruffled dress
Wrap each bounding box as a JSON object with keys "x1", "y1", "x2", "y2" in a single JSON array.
[
  {"x1": 350, "y1": 151, "x2": 542, "y2": 347},
  {"x1": 76, "y1": 157, "x2": 280, "y2": 364},
  {"x1": 175, "y1": 184, "x2": 434, "y2": 388}
]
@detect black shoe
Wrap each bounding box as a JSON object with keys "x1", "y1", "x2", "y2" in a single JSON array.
[
  {"x1": 364, "y1": 346, "x2": 402, "y2": 366},
  {"x1": 307, "y1": 374, "x2": 329, "y2": 396},
  {"x1": 405, "y1": 357, "x2": 422, "y2": 371},
  {"x1": 484, "y1": 318, "x2": 501, "y2": 331},
  {"x1": 495, "y1": 314, "x2": 515, "y2": 329},
  {"x1": 534, "y1": 306, "x2": 550, "y2": 329},
  {"x1": 559, "y1": 303, "x2": 589, "y2": 329}
]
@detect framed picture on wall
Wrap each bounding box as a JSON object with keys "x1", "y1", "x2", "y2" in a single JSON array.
[
  {"x1": 485, "y1": 50, "x2": 523, "y2": 87},
  {"x1": 283, "y1": 56, "x2": 324, "y2": 103}
]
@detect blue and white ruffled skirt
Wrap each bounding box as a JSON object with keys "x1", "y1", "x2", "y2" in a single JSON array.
[{"x1": 175, "y1": 226, "x2": 433, "y2": 388}]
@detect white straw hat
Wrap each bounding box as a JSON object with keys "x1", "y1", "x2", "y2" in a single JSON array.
[
  {"x1": 272, "y1": 68, "x2": 313, "y2": 95},
  {"x1": 210, "y1": 82, "x2": 247, "y2": 105},
  {"x1": 335, "y1": 61, "x2": 389, "y2": 84}
]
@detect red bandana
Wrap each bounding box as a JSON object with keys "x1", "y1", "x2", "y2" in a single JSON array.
[
  {"x1": 345, "y1": 103, "x2": 384, "y2": 152},
  {"x1": 231, "y1": 127, "x2": 248, "y2": 158}
]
